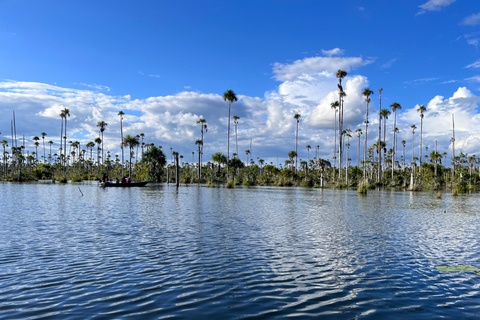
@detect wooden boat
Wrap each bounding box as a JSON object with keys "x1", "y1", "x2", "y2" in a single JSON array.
[{"x1": 101, "y1": 181, "x2": 149, "y2": 188}]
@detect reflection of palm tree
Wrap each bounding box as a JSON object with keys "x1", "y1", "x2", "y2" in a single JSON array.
[
  {"x1": 223, "y1": 90, "x2": 238, "y2": 176},
  {"x1": 417, "y1": 104, "x2": 427, "y2": 173},
  {"x1": 123, "y1": 135, "x2": 139, "y2": 179},
  {"x1": 294, "y1": 114, "x2": 301, "y2": 171}
]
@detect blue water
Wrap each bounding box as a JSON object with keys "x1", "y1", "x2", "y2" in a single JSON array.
[{"x1": 0, "y1": 182, "x2": 479, "y2": 319}]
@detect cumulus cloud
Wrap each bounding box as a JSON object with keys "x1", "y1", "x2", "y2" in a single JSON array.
[
  {"x1": 461, "y1": 12, "x2": 480, "y2": 26},
  {"x1": 417, "y1": 0, "x2": 456, "y2": 15},
  {"x1": 400, "y1": 87, "x2": 480, "y2": 156},
  {"x1": 321, "y1": 48, "x2": 344, "y2": 56},
  {"x1": 3, "y1": 52, "x2": 480, "y2": 165},
  {"x1": 272, "y1": 56, "x2": 373, "y2": 81}
]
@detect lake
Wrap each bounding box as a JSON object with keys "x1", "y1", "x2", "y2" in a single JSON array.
[{"x1": 0, "y1": 182, "x2": 479, "y2": 319}]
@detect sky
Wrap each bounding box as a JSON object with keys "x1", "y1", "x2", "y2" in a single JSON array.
[{"x1": 0, "y1": 0, "x2": 480, "y2": 166}]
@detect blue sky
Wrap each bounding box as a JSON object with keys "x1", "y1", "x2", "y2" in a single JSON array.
[{"x1": 0, "y1": 0, "x2": 480, "y2": 166}]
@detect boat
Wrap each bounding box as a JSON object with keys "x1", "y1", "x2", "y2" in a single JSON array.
[{"x1": 101, "y1": 181, "x2": 149, "y2": 188}]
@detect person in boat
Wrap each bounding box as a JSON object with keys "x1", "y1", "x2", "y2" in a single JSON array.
[
  {"x1": 101, "y1": 173, "x2": 107, "y2": 183},
  {"x1": 116, "y1": 178, "x2": 120, "y2": 184},
  {"x1": 121, "y1": 177, "x2": 126, "y2": 184}
]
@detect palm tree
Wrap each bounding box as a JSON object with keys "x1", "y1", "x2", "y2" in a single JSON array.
[
  {"x1": 331, "y1": 101, "x2": 339, "y2": 181},
  {"x1": 390, "y1": 102, "x2": 402, "y2": 180},
  {"x1": 140, "y1": 133, "x2": 145, "y2": 159},
  {"x1": 195, "y1": 139, "x2": 203, "y2": 179},
  {"x1": 40, "y1": 132, "x2": 47, "y2": 163},
  {"x1": 355, "y1": 128, "x2": 362, "y2": 168},
  {"x1": 123, "y1": 135, "x2": 139, "y2": 179},
  {"x1": 294, "y1": 113, "x2": 301, "y2": 172},
  {"x1": 362, "y1": 88, "x2": 373, "y2": 181},
  {"x1": 59, "y1": 110, "x2": 65, "y2": 165},
  {"x1": 196, "y1": 118, "x2": 207, "y2": 172},
  {"x1": 411, "y1": 125, "x2": 417, "y2": 166},
  {"x1": 288, "y1": 151, "x2": 297, "y2": 171},
  {"x1": 233, "y1": 115, "x2": 240, "y2": 156},
  {"x1": 245, "y1": 149, "x2": 251, "y2": 166},
  {"x1": 97, "y1": 121, "x2": 108, "y2": 164},
  {"x1": 336, "y1": 69, "x2": 347, "y2": 179},
  {"x1": 306, "y1": 145, "x2": 311, "y2": 163},
  {"x1": 211, "y1": 152, "x2": 227, "y2": 174},
  {"x1": 95, "y1": 137, "x2": 102, "y2": 172},
  {"x1": 417, "y1": 104, "x2": 427, "y2": 173},
  {"x1": 118, "y1": 111, "x2": 125, "y2": 175},
  {"x1": 401, "y1": 140, "x2": 406, "y2": 169},
  {"x1": 380, "y1": 108, "x2": 391, "y2": 177},
  {"x1": 48, "y1": 140, "x2": 53, "y2": 163},
  {"x1": 32, "y1": 136, "x2": 40, "y2": 162},
  {"x1": 223, "y1": 89, "x2": 238, "y2": 177},
  {"x1": 377, "y1": 88, "x2": 383, "y2": 182},
  {"x1": 62, "y1": 108, "x2": 70, "y2": 170}
]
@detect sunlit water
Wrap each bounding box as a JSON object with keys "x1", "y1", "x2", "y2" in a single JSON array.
[{"x1": 0, "y1": 182, "x2": 479, "y2": 319}]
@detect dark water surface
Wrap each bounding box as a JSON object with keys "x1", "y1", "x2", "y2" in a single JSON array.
[{"x1": 1, "y1": 182, "x2": 479, "y2": 319}]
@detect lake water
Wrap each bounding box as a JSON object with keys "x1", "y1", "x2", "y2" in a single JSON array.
[{"x1": 0, "y1": 182, "x2": 479, "y2": 319}]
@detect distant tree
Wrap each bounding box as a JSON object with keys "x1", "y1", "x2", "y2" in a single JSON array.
[{"x1": 142, "y1": 145, "x2": 166, "y2": 182}]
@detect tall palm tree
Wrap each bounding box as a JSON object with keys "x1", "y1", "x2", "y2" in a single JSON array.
[
  {"x1": 233, "y1": 115, "x2": 240, "y2": 156},
  {"x1": 336, "y1": 69, "x2": 347, "y2": 179},
  {"x1": 306, "y1": 144, "x2": 311, "y2": 163},
  {"x1": 294, "y1": 113, "x2": 301, "y2": 172},
  {"x1": 390, "y1": 102, "x2": 402, "y2": 180},
  {"x1": 48, "y1": 140, "x2": 53, "y2": 163},
  {"x1": 95, "y1": 137, "x2": 102, "y2": 172},
  {"x1": 62, "y1": 108, "x2": 70, "y2": 170},
  {"x1": 223, "y1": 89, "x2": 238, "y2": 177},
  {"x1": 411, "y1": 125, "x2": 417, "y2": 165},
  {"x1": 401, "y1": 140, "x2": 406, "y2": 169},
  {"x1": 59, "y1": 110, "x2": 65, "y2": 164},
  {"x1": 118, "y1": 110, "x2": 125, "y2": 175},
  {"x1": 32, "y1": 136, "x2": 40, "y2": 162},
  {"x1": 96, "y1": 121, "x2": 108, "y2": 164},
  {"x1": 288, "y1": 151, "x2": 297, "y2": 171},
  {"x1": 355, "y1": 128, "x2": 362, "y2": 168},
  {"x1": 41, "y1": 132, "x2": 47, "y2": 163},
  {"x1": 123, "y1": 134, "x2": 139, "y2": 179},
  {"x1": 140, "y1": 133, "x2": 145, "y2": 159},
  {"x1": 196, "y1": 118, "x2": 207, "y2": 172},
  {"x1": 362, "y1": 88, "x2": 373, "y2": 181},
  {"x1": 417, "y1": 104, "x2": 427, "y2": 173},
  {"x1": 331, "y1": 101, "x2": 339, "y2": 181},
  {"x1": 377, "y1": 88, "x2": 383, "y2": 182},
  {"x1": 195, "y1": 139, "x2": 203, "y2": 179}
]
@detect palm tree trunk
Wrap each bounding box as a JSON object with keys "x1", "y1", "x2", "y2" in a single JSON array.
[{"x1": 227, "y1": 102, "x2": 231, "y2": 178}]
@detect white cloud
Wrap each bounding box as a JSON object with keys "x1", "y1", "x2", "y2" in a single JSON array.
[
  {"x1": 321, "y1": 48, "x2": 344, "y2": 56},
  {"x1": 417, "y1": 0, "x2": 456, "y2": 15},
  {"x1": 461, "y1": 12, "x2": 480, "y2": 26},
  {"x1": 272, "y1": 56, "x2": 373, "y2": 81},
  {"x1": 466, "y1": 60, "x2": 480, "y2": 69},
  {"x1": 380, "y1": 58, "x2": 397, "y2": 69}
]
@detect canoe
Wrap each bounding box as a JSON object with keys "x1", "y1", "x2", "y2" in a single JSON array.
[{"x1": 101, "y1": 181, "x2": 149, "y2": 188}]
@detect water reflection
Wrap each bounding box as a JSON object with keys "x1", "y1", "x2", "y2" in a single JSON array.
[{"x1": 0, "y1": 182, "x2": 479, "y2": 319}]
